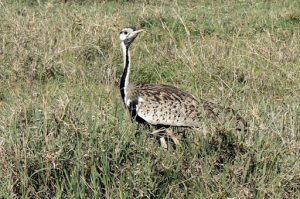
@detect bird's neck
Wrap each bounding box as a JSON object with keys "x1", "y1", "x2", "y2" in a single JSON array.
[{"x1": 120, "y1": 42, "x2": 131, "y2": 103}]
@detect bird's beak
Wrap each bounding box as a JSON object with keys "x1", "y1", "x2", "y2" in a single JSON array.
[
  {"x1": 133, "y1": 29, "x2": 144, "y2": 35},
  {"x1": 128, "y1": 29, "x2": 144, "y2": 40},
  {"x1": 132, "y1": 29, "x2": 144, "y2": 37}
]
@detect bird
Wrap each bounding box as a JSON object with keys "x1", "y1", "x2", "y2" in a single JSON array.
[{"x1": 118, "y1": 27, "x2": 247, "y2": 148}]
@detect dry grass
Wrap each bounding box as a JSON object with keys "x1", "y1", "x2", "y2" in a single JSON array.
[{"x1": 0, "y1": 0, "x2": 299, "y2": 198}]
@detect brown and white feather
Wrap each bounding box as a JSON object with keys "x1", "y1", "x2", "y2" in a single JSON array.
[
  {"x1": 127, "y1": 84, "x2": 200, "y2": 127},
  {"x1": 127, "y1": 84, "x2": 247, "y2": 129}
]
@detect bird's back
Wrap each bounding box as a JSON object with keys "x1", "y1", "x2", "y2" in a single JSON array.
[{"x1": 127, "y1": 84, "x2": 200, "y2": 127}]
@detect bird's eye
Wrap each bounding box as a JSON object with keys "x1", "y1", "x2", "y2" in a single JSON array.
[{"x1": 124, "y1": 31, "x2": 128, "y2": 35}]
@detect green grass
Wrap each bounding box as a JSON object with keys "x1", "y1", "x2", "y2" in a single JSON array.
[{"x1": 0, "y1": 0, "x2": 300, "y2": 198}]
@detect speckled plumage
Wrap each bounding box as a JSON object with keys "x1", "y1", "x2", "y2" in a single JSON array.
[
  {"x1": 127, "y1": 84, "x2": 199, "y2": 127},
  {"x1": 126, "y1": 83, "x2": 247, "y2": 130}
]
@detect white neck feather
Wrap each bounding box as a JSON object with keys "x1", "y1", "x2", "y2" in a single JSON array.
[{"x1": 122, "y1": 42, "x2": 130, "y2": 88}]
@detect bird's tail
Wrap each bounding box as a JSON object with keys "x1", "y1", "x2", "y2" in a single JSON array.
[{"x1": 201, "y1": 100, "x2": 249, "y2": 132}]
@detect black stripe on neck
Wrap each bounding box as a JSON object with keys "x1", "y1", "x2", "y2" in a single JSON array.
[{"x1": 120, "y1": 46, "x2": 129, "y2": 102}]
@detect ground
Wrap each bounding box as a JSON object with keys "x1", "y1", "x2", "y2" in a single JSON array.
[{"x1": 0, "y1": 0, "x2": 299, "y2": 198}]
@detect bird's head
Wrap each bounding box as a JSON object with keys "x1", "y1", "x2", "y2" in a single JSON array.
[{"x1": 119, "y1": 27, "x2": 144, "y2": 47}]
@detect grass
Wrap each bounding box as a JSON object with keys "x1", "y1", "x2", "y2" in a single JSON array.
[{"x1": 0, "y1": 0, "x2": 300, "y2": 198}]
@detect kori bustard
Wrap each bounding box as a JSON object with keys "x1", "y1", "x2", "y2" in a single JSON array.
[{"x1": 119, "y1": 27, "x2": 247, "y2": 148}]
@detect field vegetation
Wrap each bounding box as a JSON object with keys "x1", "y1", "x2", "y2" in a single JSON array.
[{"x1": 0, "y1": 0, "x2": 300, "y2": 198}]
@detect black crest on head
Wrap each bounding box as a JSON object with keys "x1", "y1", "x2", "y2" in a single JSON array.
[{"x1": 128, "y1": 26, "x2": 136, "y2": 31}]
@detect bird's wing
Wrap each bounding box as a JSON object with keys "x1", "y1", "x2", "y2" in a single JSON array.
[{"x1": 127, "y1": 84, "x2": 200, "y2": 127}]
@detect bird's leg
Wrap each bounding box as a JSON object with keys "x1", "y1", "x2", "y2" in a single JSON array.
[
  {"x1": 150, "y1": 128, "x2": 180, "y2": 149},
  {"x1": 159, "y1": 137, "x2": 168, "y2": 149},
  {"x1": 150, "y1": 128, "x2": 166, "y2": 135},
  {"x1": 150, "y1": 128, "x2": 168, "y2": 149},
  {"x1": 165, "y1": 128, "x2": 180, "y2": 146}
]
